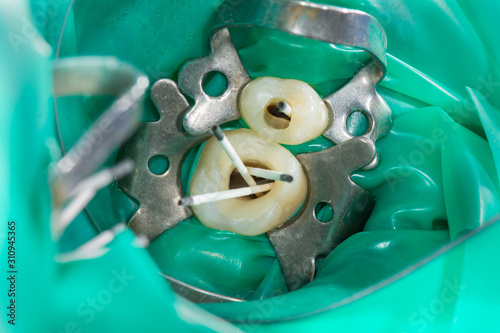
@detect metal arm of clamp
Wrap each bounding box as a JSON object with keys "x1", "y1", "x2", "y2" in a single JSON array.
[
  {"x1": 212, "y1": 0, "x2": 387, "y2": 75},
  {"x1": 182, "y1": 0, "x2": 391, "y2": 146},
  {"x1": 51, "y1": 57, "x2": 149, "y2": 202}
]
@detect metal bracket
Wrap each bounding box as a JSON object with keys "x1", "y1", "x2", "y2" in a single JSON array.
[
  {"x1": 323, "y1": 60, "x2": 392, "y2": 146},
  {"x1": 118, "y1": 79, "x2": 209, "y2": 240},
  {"x1": 268, "y1": 137, "x2": 376, "y2": 291},
  {"x1": 155, "y1": 138, "x2": 374, "y2": 300},
  {"x1": 179, "y1": 28, "x2": 252, "y2": 135},
  {"x1": 179, "y1": 0, "x2": 392, "y2": 144},
  {"x1": 211, "y1": 0, "x2": 391, "y2": 145},
  {"x1": 116, "y1": 0, "x2": 392, "y2": 300},
  {"x1": 212, "y1": 0, "x2": 387, "y2": 75},
  {"x1": 52, "y1": 57, "x2": 148, "y2": 198}
]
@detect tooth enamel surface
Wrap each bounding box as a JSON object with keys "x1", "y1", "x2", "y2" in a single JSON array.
[
  {"x1": 239, "y1": 77, "x2": 329, "y2": 145},
  {"x1": 189, "y1": 129, "x2": 307, "y2": 236}
]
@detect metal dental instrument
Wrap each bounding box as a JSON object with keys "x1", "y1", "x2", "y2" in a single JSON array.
[
  {"x1": 117, "y1": 0, "x2": 393, "y2": 301},
  {"x1": 57, "y1": 160, "x2": 134, "y2": 238},
  {"x1": 50, "y1": 57, "x2": 148, "y2": 237},
  {"x1": 214, "y1": 0, "x2": 386, "y2": 74},
  {"x1": 268, "y1": 137, "x2": 376, "y2": 291},
  {"x1": 179, "y1": 28, "x2": 252, "y2": 136},
  {"x1": 51, "y1": 57, "x2": 149, "y2": 201},
  {"x1": 118, "y1": 79, "x2": 210, "y2": 240},
  {"x1": 164, "y1": 138, "x2": 376, "y2": 299},
  {"x1": 160, "y1": 273, "x2": 245, "y2": 303},
  {"x1": 181, "y1": 0, "x2": 391, "y2": 147}
]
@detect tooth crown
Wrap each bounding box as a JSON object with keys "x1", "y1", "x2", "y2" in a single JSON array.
[
  {"x1": 189, "y1": 129, "x2": 307, "y2": 236},
  {"x1": 239, "y1": 77, "x2": 330, "y2": 145}
]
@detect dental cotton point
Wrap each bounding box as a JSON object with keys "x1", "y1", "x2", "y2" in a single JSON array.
[
  {"x1": 189, "y1": 129, "x2": 307, "y2": 236},
  {"x1": 212, "y1": 125, "x2": 257, "y2": 188},
  {"x1": 277, "y1": 101, "x2": 292, "y2": 116},
  {"x1": 179, "y1": 183, "x2": 274, "y2": 206},
  {"x1": 179, "y1": 167, "x2": 293, "y2": 206},
  {"x1": 239, "y1": 77, "x2": 329, "y2": 145}
]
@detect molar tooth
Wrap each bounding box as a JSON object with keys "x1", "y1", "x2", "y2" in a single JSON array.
[
  {"x1": 239, "y1": 77, "x2": 329, "y2": 145},
  {"x1": 189, "y1": 129, "x2": 307, "y2": 236}
]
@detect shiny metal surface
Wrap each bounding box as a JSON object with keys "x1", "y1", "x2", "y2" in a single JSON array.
[
  {"x1": 181, "y1": 0, "x2": 391, "y2": 143},
  {"x1": 51, "y1": 57, "x2": 148, "y2": 202},
  {"x1": 323, "y1": 59, "x2": 392, "y2": 146},
  {"x1": 119, "y1": 0, "x2": 390, "y2": 300},
  {"x1": 213, "y1": 0, "x2": 387, "y2": 75},
  {"x1": 268, "y1": 137, "x2": 376, "y2": 291},
  {"x1": 213, "y1": 0, "x2": 392, "y2": 147},
  {"x1": 117, "y1": 79, "x2": 209, "y2": 240},
  {"x1": 160, "y1": 273, "x2": 245, "y2": 303},
  {"x1": 179, "y1": 28, "x2": 251, "y2": 135}
]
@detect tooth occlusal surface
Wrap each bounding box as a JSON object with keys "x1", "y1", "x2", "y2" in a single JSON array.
[
  {"x1": 189, "y1": 129, "x2": 307, "y2": 236},
  {"x1": 239, "y1": 77, "x2": 329, "y2": 145}
]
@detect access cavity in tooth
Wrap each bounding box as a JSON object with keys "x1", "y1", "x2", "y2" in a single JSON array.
[
  {"x1": 239, "y1": 77, "x2": 329, "y2": 145},
  {"x1": 189, "y1": 129, "x2": 307, "y2": 236}
]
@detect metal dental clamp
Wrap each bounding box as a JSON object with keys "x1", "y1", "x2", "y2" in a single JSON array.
[
  {"x1": 184, "y1": 0, "x2": 392, "y2": 147},
  {"x1": 179, "y1": 28, "x2": 252, "y2": 135},
  {"x1": 117, "y1": 0, "x2": 392, "y2": 300},
  {"x1": 51, "y1": 57, "x2": 148, "y2": 237},
  {"x1": 118, "y1": 80, "x2": 209, "y2": 240},
  {"x1": 52, "y1": 57, "x2": 148, "y2": 195},
  {"x1": 269, "y1": 137, "x2": 376, "y2": 291}
]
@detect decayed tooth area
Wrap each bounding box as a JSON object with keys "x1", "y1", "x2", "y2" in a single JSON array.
[
  {"x1": 189, "y1": 129, "x2": 307, "y2": 236},
  {"x1": 239, "y1": 77, "x2": 329, "y2": 145}
]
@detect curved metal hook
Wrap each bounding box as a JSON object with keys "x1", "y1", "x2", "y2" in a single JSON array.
[
  {"x1": 181, "y1": 0, "x2": 391, "y2": 146},
  {"x1": 51, "y1": 57, "x2": 149, "y2": 203},
  {"x1": 212, "y1": 0, "x2": 387, "y2": 75}
]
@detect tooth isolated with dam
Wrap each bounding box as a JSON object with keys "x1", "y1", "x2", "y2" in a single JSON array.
[
  {"x1": 189, "y1": 129, "x2": 307, "y2": 236},
  {"x1": 239, "y1": 77, "x2": 329, "y2": 145}
]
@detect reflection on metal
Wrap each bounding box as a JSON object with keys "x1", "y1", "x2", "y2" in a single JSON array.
[
  {"x1": 118, "y1": 79, "x2": 209, "y2": 240},
  {"x1": 117, "y1": 0, "x2": 393, "y2": 301},
  {"x1": 213, "y1": 0, "x2": 387, "y2": 74},
  {"x1": 268, "y1": 137, "x2": 376, "y2": 291},
  {"x1": 179, "y1": 28, "x2": 251, "y2": 135},
  {"x1": 50, "y1": 57, "x2": 148, "y2": 238},
  {"x1": 52, "y1": 57, "x2": 148, "y2": 198},
  {"x1": 161, "y1": 273, "x2": 245, "y2": 303},
  {"x1": 213, "y1": 0, "x2": 392, "y2": 148},
  {"x1": 323, "y1": 60, "x2": 392, "y2": 148},
  {"x1": 181, "y1": 0, "x2": 391, "y2": 142}
]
